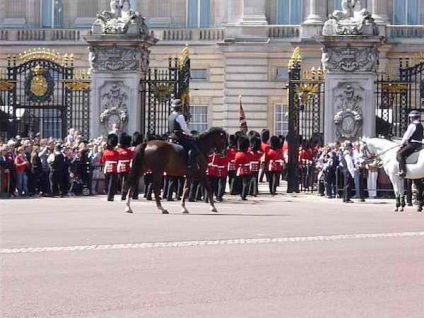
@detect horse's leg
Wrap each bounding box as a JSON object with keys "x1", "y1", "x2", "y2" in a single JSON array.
[
  {"x1": 399, "y1": 179, "x2": 406, "y2": 212},
  {"x1": 201, "y1": 176, "x2": 218, "y2": 213},
  {"x1": 391, "y1": 177, "x2": 400, "y2": 212},
  {"x1": 124, "y1": 172, "x2": 143, "y2": 214},
  {"x1": 153, "y1": 173, "x2": 169, "y2": 214},
  {"x1": 414, "y1": 179, "x2": 423, "y2": 212},
  {"x1": 180, "y1": 177, "x2": 190, "y2": 214}
]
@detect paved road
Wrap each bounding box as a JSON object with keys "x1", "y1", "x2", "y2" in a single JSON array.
[{"x1": 1, "y1": 194, "x2": 424, "y2": 317}]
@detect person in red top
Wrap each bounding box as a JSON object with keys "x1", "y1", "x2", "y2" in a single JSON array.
[
  {"x1": 259, "y1": 129, "x2": 270, "y2": 183},
  {"x1": 227, "y1": 135, "x2": 238, "y2": 195},
  {"x1": 206, "y1": 152, "x2": 218, "y2": 201},
  {"x1": 117, "y1": 133, "x2": 134, "y2": 201},
  {"x1": 14, "y1": 146, "x2": 29, "y2": 196},
  {"x1": 235, "y1": 136, "x2": 251, "y2": 200},
  {"x1": 248, "y1": 136, "x2": 262, "y2": 197},
  {"x1": 101, "y1": 133, "x2": 119, "y2": 201},
  {"x1": 212, "y1": 149, "x2": 229, "y2": 201},
  {"x1": 265, "y1": 135, "x2": 285, "y2": 195}
]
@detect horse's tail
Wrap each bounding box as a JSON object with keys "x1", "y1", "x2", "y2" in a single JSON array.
[{"x1": 124, "y1": 142, "x2": 147, "y2": 193}]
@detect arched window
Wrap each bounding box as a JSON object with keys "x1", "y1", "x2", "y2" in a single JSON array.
[
  {"x1": 393, "y1": 0, "x2": 420, "y2": 25},
  {"x1": 42, "y1": 0, "x2": 64, "y2": 28},
  {"x1": 276, "y1": 0, "x2": 302, "y2": 25},
  {"x1": 187, "y1": 0, "x2": 211, "y2": 28}
]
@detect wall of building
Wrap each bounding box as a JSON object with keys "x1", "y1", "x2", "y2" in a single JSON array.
[{"x1": 0, "y1": 0, "x2": 423, "y2": 135}]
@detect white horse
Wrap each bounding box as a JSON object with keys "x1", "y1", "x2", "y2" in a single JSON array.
[{"x1": 360, "y1": 137, "x2": 424, "y2": 212}]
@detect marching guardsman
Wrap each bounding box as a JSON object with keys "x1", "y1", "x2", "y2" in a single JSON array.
[
  {"x1": 248, "y1": 136, "x2": 262, "y2": 197},
  {"x1": 397, "y1": 110, "x2": 424, "y2": 178},
  {"x1": 117, "y1": 133, "x2": 133, "y2": 201},
  {"x1": 259, "y1": 129, "x2": 270, "y2": 183},
  {"x1": 206, "y1": 152, "x2": 218, "y2": 202},
  {"x1": 265, "y1": 135, "x2": 284, "y2": 195},
  {"x1": 235, "y1": 136, "x2": 251, "y2": 201},
  {"x1": 227, "y1": 134, "x2": 238, "y2": 195},
  {"x1": 213, "y1": 149, "x2": 229, "y2": 202},
  {"x1": 101, "y1": 133, "x2": 119, "y2": 201}
]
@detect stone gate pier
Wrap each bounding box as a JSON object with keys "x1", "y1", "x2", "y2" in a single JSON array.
[
  {"x1": 84, "y1": 0, "x2": 157, "y2": 138},
  {"x1": 319, "y1": 0, "x2": 383, "y2": 143}
]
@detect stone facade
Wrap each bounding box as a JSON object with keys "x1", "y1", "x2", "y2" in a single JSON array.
[{"x1": 0, "y1": 0, "x2": 423, "y2": 136}]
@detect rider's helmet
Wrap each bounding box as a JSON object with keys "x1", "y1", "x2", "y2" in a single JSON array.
[
  {"x1": 171, "y1": 99, "x2": 182, "y2": 112},
  {"x1": 408, "y1": 110, "x2": 420, "y2": 121}
]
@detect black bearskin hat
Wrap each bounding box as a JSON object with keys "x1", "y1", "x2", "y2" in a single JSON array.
[
  {"x1": 269, "y1": 135, "x2": 281, "y2": 150},
  {"x1": 250, "y1": 136, "x2": 261, "y2": 152},
  {"x1": 132, "y1": 131, "x2": 144, "y2": 147},
  {"x1": 228, "y1": 134, "x2": 237, "y2": 149},
  {"x1": 106, "y1": 133, "x2": 118, "y2": 150},
  {"x1": 119, "y1": 133, "x2": 132, "y2": 148},
  {"x1": 261, "y1": 129, "x2": 270, "y2": 143},
  {"x1": 248, "y1": 130, "x2": 260, "y2": 140},
  {"x1": 237, "y1": 136, "x2": 249, "y2": 152}
]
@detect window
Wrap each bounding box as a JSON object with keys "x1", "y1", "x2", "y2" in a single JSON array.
[
  {"x1": 42, "y1": 0, "x2": 64, "y2": 28},
  {"x1": 189, "y1": 105, "x2": 208, "y2": 133},
  {"x1": 5, "y1": 0, "x2": 26, "y2": 18},
  {"x1": 191, "y1": 69, "x2": 208, "y2": 81},
  {"x1": 393, "y1": 0, "x2": 420, "y2": 25},
  {"x1": 276, "y1": 0, "x2": 302, "y2": 25},
  {"x1": 274, "y1": 67, "x2": 289, "y2": 81},
  {"x1": 334, "y1": 0, "x2": 342, "y2": 10},
  {"x1": 274, "y1": 104, "x2": 289, "y2": 136},
  {"x1": 187, "y1": 0, "x2": 211, "y2": 28}
]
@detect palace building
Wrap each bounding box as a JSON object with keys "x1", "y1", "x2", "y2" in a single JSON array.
[{"x1": 0, "y1": 0, "x2": 423, "y2": 138}]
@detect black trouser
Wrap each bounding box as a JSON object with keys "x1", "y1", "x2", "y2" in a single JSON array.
[
  {"x1": 249, "y1": 171, "x2": 259, "y2": 196},
  {"x1": 177, "y1": 135, "x2": 198, "y2": 167},
  {"x1": 343, "y1": 170, "x2": 353, "y2": 202},
  {"x1": 397, "y1": 143, "x2": 420, "y2": 173},
  {"x1": 216, "y1": 176, "x2": 227, "y2": 200},
  {"x1": 49, "y1": 169, "x2": 65, "y2": 196},
  {"x1": 240, "y1": 175, "x2": 250, "y2": 199},
  {"x1": 40, "y1": 170, "x2": 50, "y2": 194},
  {"x1": 105, "y1": 173, "x2": 117, "y2": 201},
  {"x1": 326, "y1": 171, "x2": 337, "y2": 198}
]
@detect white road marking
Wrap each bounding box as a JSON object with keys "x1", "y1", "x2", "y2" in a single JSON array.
[{"x1": 1, "y1": 231, "x2": 424, "y2": 255}]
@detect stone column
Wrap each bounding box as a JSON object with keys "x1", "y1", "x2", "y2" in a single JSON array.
[
  {"x1": 84, "y1": 3, "x2": 157, "y2": 138},
  {"x1": 304, "y1": 0, "x2": 323, "y2": 24},
  {"x1": 371, "y1": 0, "x2": 389, "y2": 25},
  {"x1": 241, "y1": 0, "x2": 267, "y2": 25}
]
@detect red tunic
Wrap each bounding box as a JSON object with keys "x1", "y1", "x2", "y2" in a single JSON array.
[
  {"x1": 227, "y1": 148, "x2": 237, "y2": 172},
  {"x1": 212, "y1": 153, "x2": 229, "y2": 178},
  {"x1": 266, "y1": 148, "x2": 284, "y2": 172},
  {"x1": 101, "y1": 149, "x2": 119, "y2": 174},
  {"x1": 235, "y1": 151, "x2": 251, "y2": 177},
  {"x1": 248, "y1": 150, "x2": 262, "y2": 173},
  {"x1": 206, "y1": 153, "x2": 218, "y2": 177},
  {"x1": 117, "y1": 147, "x2": 134, "y2": 174}
]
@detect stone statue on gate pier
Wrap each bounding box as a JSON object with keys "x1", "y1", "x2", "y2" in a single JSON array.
[
  {"x1": 323, "y1": 0, "x2": 379, "y2": 36},
  {"x1": 92, "y1": 0, "x2": 149, "y2": 35}
]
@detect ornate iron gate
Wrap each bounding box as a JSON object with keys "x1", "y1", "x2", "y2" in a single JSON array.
[
  {"x1": 286, "y1": 48, "x2": 325, "y2": 193},
  {"x1": 376, "y1": 56, "x2": 424, "y2": 137},
  {"x1": 0, "y1": 49, "x2": 90, "y2": 141},
  {"x1": 140, "y1": 46, "x2": 190, "y2": 137}
]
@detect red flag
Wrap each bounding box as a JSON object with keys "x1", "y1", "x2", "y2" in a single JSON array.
[{"x1": 239, "y1": 95, "x2": 248, "y2": 133}]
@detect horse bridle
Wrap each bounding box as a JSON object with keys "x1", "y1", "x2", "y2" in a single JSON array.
[{"x1": 361, "y1": 141, "x2": 400, "y2": 166}]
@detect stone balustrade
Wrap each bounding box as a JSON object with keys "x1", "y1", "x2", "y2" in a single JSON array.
[
  {"x1": 0, "y1": 29, "x2": 88, "y2": 42},
  {"x1": 268, "y1": 26, "x2": 301, "y2": 39},
  {"x1": 0, "y1": 26, "x2": 422, "y2": 43},
  {"x1": 387, "y1": 26, "x2": 424, "y2": 39}
]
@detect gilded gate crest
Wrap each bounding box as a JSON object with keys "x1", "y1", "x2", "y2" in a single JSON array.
[{"x1": 24, "y1": 64, "x2": 55, "y2": 103}]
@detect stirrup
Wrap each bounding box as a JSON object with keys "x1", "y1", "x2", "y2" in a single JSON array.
[{"x1": 397, "y1": 171, "x2": 406, "y2": 178}]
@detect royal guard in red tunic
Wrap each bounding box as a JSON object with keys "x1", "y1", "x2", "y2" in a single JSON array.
[
  {"x1": 213, "y1": 150, "x2": 229, "y2": 201},
  {"x1": 206, "y1": 152, "x2": 218, "y2": 200},
  {"x1": 117, "y1": 133, "x2": 134, "y2": 201},
  {"x1": 235, "y1": 136, "x2": 251, "y2": 201},
  {"x1": 265, "y1": 135, "x2": 285, "y2": 195},
  {"x1": 259, "y1": 129, "x2": 270, "y2": 183},
  {"x1": 227, "y1": 134, "x2": 238, "y2": 195},
  {"x1": 101, "y1": 133, "x2": 119, "y2": 201},
  {"x1": 248, "y1": 136, "x2": 262, "y2": 197}
]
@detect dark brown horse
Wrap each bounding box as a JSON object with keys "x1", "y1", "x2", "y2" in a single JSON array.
[{"x1": 124, "y1": 127, "x2": 228, "y2": 214}]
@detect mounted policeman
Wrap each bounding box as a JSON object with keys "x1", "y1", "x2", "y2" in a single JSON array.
[
  {"x1": 397, "y1": 110, "x2": 423, "y2": 178},
  {"x1": 168, "y1": 99, "x2": 199, "y2": 171}
]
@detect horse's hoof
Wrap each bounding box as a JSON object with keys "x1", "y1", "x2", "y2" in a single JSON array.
[
  {"x1": 181, "y1": 208, "x2": 189, "y2": 214},
  {"x1": 417, "y1": 207, "x2": 423, "y2": 212},
  {"x1": 162, "y1": 210, "x2": 169, "y2": 214},
  {"x1": 125, "y1": 207, "x2": 133, "y2": 214},
  {"x1": 210, "y1": 207, "x2": 218, "y2": 213},
  {"x1": 394, "y1": 208, "x2": 399, "y2": 212}
]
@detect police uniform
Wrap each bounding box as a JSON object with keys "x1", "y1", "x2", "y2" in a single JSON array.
[
  {"x1": 397, "y1": 110, "x2": 424, "y2": 177},
  {"x1": 168, "y1": 99, "x2": 198, "y2": 170}
]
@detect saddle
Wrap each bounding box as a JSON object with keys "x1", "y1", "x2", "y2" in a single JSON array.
[{"x1": 405, "y1": 144, "x2": 424, "y2": 165}]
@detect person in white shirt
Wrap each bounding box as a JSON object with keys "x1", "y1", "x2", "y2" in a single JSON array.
[
  {"x1": 396, "y1": 110, "x2": 423, "y2": 177},
  {"x1": 341, "y1": 142, "x2": 355, "y2": 203}
]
